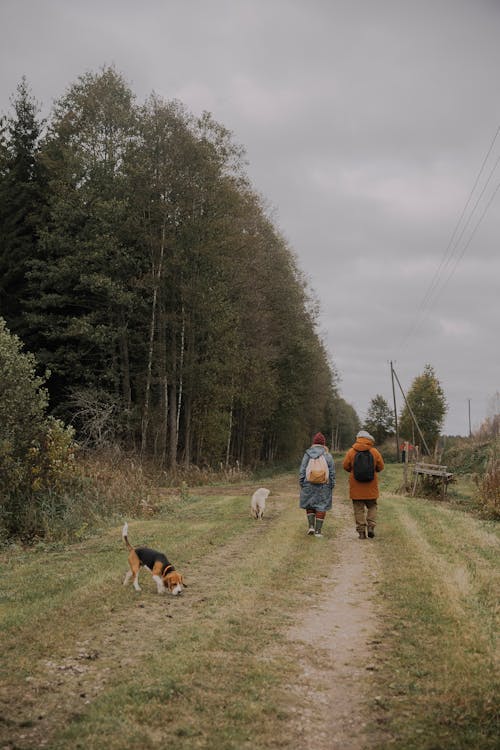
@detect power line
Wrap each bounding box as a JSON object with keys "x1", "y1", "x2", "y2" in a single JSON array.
[
  {"x1": 397, "y1": 125, "x2": 500, "y2": 352},
  {"x1": 403, "y1": 172, "x2": 500, "y2": 344},
  {"x1": 426, "y1": 153, "x2": 500, "y2": 302},
  {"x1": 438, "y1": 178, "x2": 500, "y2": 292},
  {"x1": 415, "y1": 125, "x2": 500, "y2": 316}
]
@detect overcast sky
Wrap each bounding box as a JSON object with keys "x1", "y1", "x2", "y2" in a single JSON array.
[{"x1": 1, "y1": 0, "x2": 499, "y2": 436}]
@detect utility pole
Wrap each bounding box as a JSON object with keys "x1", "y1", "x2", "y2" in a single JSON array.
[
  {"x1": 390, "y1": 361, "x2": 400, "y2": 461},
  {"x1": 392, "y1": 366, "x2": 431, "y2": 456},
  {"x1": 468, "y1": 399, "x2": 472, "y2": 438}
]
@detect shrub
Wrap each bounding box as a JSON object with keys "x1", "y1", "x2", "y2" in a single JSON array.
[
  {"x1": 441, "y1": 436, "x2": 499, "y2": 519},
  {"x1": 0, "y1": 319, "x2": 86, "y2": 541},
  {"x1": 442, "y1": 437, "x2": 494, "y2": 475},
  {"x1": 474, "y1": 452, "x2": 500, "y2": 520}
]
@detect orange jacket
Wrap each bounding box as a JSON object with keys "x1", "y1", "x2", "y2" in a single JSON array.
[{"x1": 343, "y1": 436, "x2": 384, "y2": 500}]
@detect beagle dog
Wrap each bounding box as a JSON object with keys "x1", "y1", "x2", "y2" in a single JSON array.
[{"x1": 122, "y1": 523, "x2": 186, "y2": 595}]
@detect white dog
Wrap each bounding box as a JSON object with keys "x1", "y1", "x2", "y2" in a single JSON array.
[{"x1": 251, "y1": 488, "x2": 270, "y2": 519}]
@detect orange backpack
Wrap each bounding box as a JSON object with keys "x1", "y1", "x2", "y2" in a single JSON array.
[{"x1": 306, "y1": 454, "x2": 329, "y2": 484}]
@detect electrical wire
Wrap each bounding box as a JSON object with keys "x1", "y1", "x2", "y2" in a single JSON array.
[
  {"x1": 397, "y1": 125, "x2": 500, "y2": 352},
  {"x1": 414, "y1": 125, "x2": 500, "y2": 317}
]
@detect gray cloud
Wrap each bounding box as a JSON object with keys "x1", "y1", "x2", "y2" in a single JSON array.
[{"x1": 1, "y1": 0, "x2": 499, "y2": 434}]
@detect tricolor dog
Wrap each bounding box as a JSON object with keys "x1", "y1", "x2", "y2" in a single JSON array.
[
  {"x1": 122, "y1": 523, "x2": 185, "y2": 595},
  {"x1": 251, "y1": 487, "x2": 270, "y2": 519}
]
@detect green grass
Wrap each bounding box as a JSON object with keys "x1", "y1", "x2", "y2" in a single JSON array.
[
  {"x1": 1, "y1": 468, "x2": 498, "y2": 749},
  {"x1": 0, "y1": 476, "x2": 341, "y2": 749},
  {"x1": 371, "y1": 491, "x2": 500, "y2": 749}
]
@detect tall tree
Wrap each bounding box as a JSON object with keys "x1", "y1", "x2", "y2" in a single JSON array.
[
  {"x1": 363, "y1": 394, "x2": 394, "y2": 445},
  {"x1": 0, "y1": 78, "x2": 47, "y2": 342},
  {"x1": 6, "y1": 66, "x2": 341, "y2": 468},
  {"x1": 27, "y1": 67, "x2": 142, "y2": 431},
  {"x1": 331, "y1": 397, "x2": 361, "y2": 450},
  {"x1": 399, "y1": 364, "x2": 447, "y2": 453},
  {"x1": 129, "y1": 97, "x2": 246, "y2": 464}
]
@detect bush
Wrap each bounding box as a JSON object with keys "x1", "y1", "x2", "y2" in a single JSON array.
[
  {"x1": 0, "y1": 319, "x2": 86, "y2": 541},
  {"x1": 0, "y1": 319, "x2": 251, "y2": 543},
  {"x1": 442, "y1": 437, "x2": 494, "y2": 475},
  {"x1": 377, "y1": 438, "x2": 399, "y2": 463},
  {"x1": 474, "y1": 452, "x2": 500, "y2": 520},
  {"x1": 440, "y1": 436, "x2": 500, "y2": 519}
]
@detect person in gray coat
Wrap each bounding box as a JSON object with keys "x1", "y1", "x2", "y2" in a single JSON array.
[{"x1": 299, "y1": 432, "x2": 336, "y2": 537}]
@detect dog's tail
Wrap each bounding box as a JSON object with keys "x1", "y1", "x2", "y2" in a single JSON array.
[{"x1": 122, "y1": 522, "x2": 133, "y2": 551}]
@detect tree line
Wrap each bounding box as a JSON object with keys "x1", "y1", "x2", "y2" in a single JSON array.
[
  {"x1": 0, "y1": 67, "x2": 359, "y2": 469},
  {"x1": 362, "y1": 364, "x2": 448, "y2": 455}
]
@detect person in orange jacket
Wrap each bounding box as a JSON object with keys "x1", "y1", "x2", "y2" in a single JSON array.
[{"x1": 343, "y1": 430, "x2": 384, "y2": 539}]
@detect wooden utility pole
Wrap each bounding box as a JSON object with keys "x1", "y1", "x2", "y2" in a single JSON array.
[
  {"x1": 468, "y1": 399, "x2": 472, "y2": 437},
  {"x1": 390, "y1": 361, "x2": 400, "y2": 461},
  {"x1": 392, "y1": 366, "x2": 431, "y2": 456}
]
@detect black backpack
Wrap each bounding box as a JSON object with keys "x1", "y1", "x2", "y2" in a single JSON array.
[{"x1": 353, "y1": 450, "x2": 375, "y2": 482}]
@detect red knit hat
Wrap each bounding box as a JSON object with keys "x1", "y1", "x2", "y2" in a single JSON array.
[{"x1": 312, "y1": 432, "x2": 326, "y2": 445}]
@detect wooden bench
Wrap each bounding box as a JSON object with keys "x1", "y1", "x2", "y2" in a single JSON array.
[{"x1": 412, "y1": 462, "x2": 454, "y2": 499}]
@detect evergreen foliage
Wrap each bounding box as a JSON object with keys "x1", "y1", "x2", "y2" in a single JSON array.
[
  {"x1": 0, "y1": 67, "x2": 346, "y2": 468},
  {"x1": 363, "y1": 394, "x2": 394, "y2": 445},
  {"x1": 0, "y1": 78, "x2": 47, "y2": 342},
  {"x1": 399, "y1": 364, "x2": 448, "y2": 453}
]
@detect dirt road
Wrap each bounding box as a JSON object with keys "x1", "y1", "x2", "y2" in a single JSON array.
[
  {"x1": 1, "y1": 475, "x2": 386, "y2": 750},
  {"x1": 286, "y1": 498, "x2": 382, "y2": 749}
]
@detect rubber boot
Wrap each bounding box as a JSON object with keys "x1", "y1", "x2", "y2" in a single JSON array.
[{"x1": 314, "y1": 517, "x2": 324, "y2": 537}]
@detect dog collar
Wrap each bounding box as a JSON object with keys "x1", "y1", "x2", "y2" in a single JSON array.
[{"x1": 163, "y1": 564, "x2": 174, "y2": 575}]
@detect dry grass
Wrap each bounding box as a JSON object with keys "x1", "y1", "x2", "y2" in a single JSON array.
[
  {"x1": 1, "y1": 464, "x2": 498, "y2": 749},
  {"x1": 371, "y1": 485, "x2": 500, "y2": 749},
  {"x1": 0, "y1": 474, "x2": 333, "y2": 749},
  {"x1": 77, "y1": 449, "x2": 252, "y2": 517},
  {"x1": 474, "y1": 455, "x2": 500, "y2": 519}
]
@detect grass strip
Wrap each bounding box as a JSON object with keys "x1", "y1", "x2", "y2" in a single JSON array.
[
  {"x1": 371, "y1": 491, "x2": 499, "y2": 750},
  {"x1": 0, "y1": 476, "x2": 344, "y2": 749}
]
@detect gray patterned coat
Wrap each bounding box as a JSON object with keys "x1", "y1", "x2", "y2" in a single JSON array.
[{"x1": 299, "y1": 445, "x2": 336, "y2": 510}]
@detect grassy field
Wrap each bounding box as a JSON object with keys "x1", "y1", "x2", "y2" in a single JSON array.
[
  {"x1": 0, "y1": 463, "x2": 498, "y2": 749},
  {"x1": 371, "y1": 463, "x2": 499, "y2": 749}
]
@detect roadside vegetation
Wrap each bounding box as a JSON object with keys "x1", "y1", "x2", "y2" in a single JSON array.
[
  {"x1": 0, "y1": 474, "x2": 332, "y2": 749},
  {"x1": 0, "y1": 465, "x2": 498, "y2": 749},
  {"x1": 442, "y1": 436, "x2": 500, "y2": 519},
  {"x1": 0, "y1": 69, "x2": 353, "y2": 472},
  {"x1": 372, "y1": 464, "x2": 499, "y2": 749},
  {"x1": 1, "y1": 69, "x2": 498, "y2": 749}
]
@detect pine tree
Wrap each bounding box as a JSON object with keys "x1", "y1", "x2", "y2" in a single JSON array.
[
  {"x1": 364, "y1": 394, "x2": 394, "y2": 445},
  {"x1": 0, "y1": 78, "x2": 47, "y2": 342},
  {"x1": 399, "y1": 364, "x2": 447, "y2": 453},
  {"x1": 27, "y1": 67, "x2": 142, "y2": 429},
  {"x1": 8, "y1": 66, "x2": 341, "y2": 467}
]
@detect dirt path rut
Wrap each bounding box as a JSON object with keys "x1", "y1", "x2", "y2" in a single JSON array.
[
  {"x1": 0, "y1": 479, "x2": 383, "y2": 750},
  {"x1": 287, "y1": 499, "x2": 381, "y2": 749}
]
